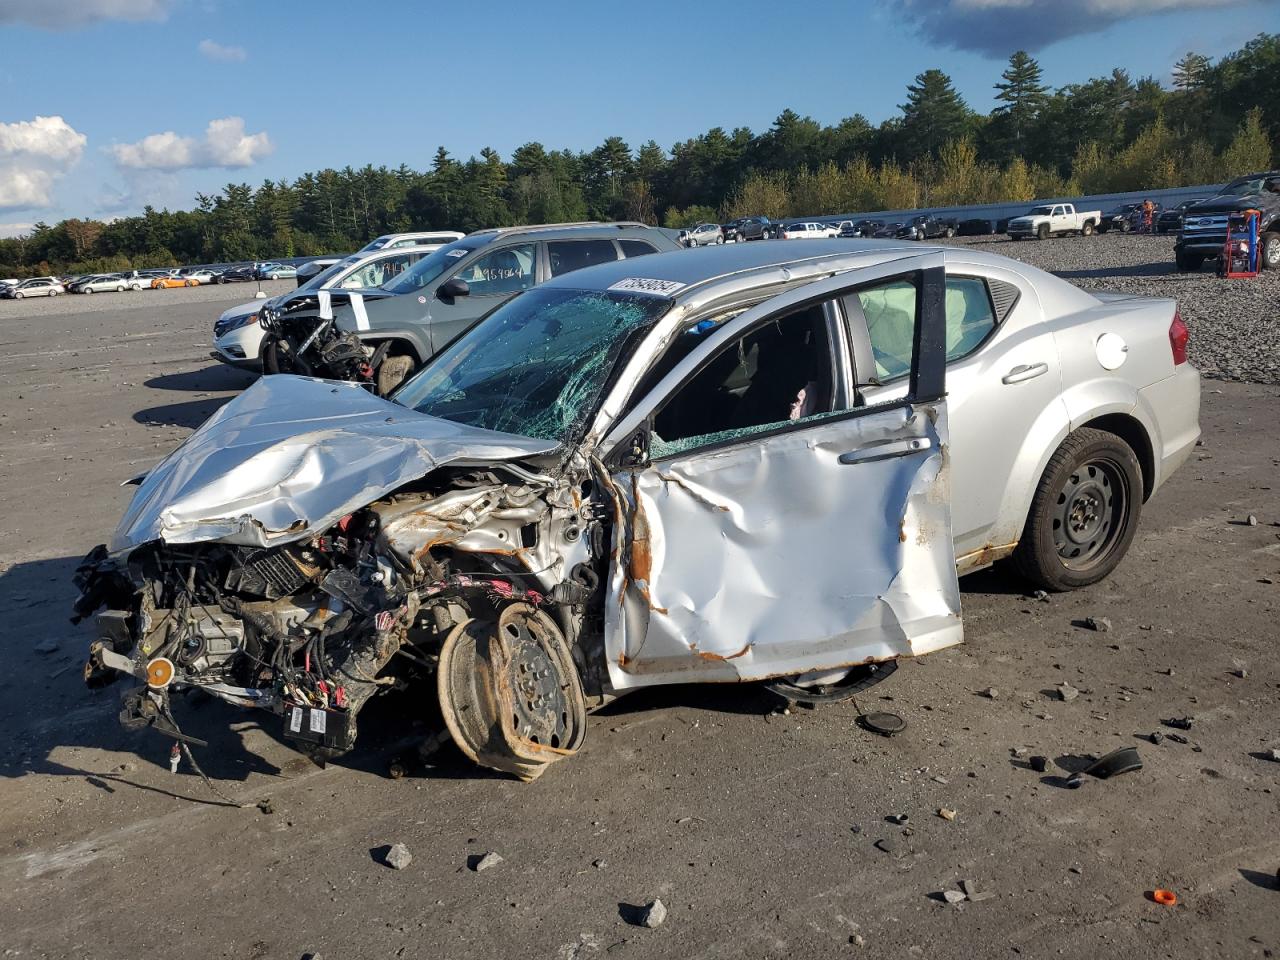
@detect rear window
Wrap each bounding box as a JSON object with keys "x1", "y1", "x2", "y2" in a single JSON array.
[
  {"x1": 619, "y1": 239, "x2": 658, "y2": 259},
  {"x1": 547, "y1": 239, "x2": 620, "y2": 277}
]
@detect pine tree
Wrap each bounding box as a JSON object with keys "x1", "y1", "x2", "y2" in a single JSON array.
[
  {"x1": 899, "y1": 70, "x2": 972, "y2": 160},
  {"x1": 993, "y1": 51, "x2": 1048, "y2": 151},
  {"x1": 1172, "y1": 52, "x2": 1211, "y2": 90}
]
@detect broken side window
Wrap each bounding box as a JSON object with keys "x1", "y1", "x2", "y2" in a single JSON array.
[{"x1": 649, "y1": 302, "x2": 839, "y2": 459}]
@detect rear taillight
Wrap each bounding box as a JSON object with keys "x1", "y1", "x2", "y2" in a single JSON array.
[{"x1": 1169, "y1": 309, "x2": 1189, "y2": 366}]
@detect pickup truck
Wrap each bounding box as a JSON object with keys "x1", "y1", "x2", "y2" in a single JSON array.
[
  {"x1": 1174, "y1": 170, "x2": 1280, "y2": 272},
  {"x1": 1006, "y1": 203, "x2": 1101, "y2": 240}
]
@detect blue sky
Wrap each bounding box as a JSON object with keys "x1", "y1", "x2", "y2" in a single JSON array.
[{"x1": 1, "y1": 0, "x2": 1277, "y2": 233}]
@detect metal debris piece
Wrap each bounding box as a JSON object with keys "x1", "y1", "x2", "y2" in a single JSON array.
[
  {"x1": 860, "y1": 712, "x2": 907, "y2": 737},
  {"x1": 383, "y1": 843, "x2": 412, "y2": 870},
  {"x1": 1082, "y1": 746, "x2": 1143, "y2": 780},
  {"x1": 1149, "y1": 732, "x2": 1164, "y2": 745},
  {"x1": 889, "y1": 813, "x2": 910, "y2": 825},
  {"x1": 1162, "y1": 716, "x2": 1194, "y2": 730}
]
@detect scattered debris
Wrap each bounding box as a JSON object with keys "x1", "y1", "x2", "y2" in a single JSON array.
[
  {"x1": 1030, "y1": 755, "x2": 1050, "y2": 773},
  {"x1": 1149, "y1": 732, "x2": 1165, "y2": 745},
  {"x1": 1167, "y1": 733, "x2": 1190, "y2": 745},
  {"x1": 874, "y1": 838, "x2": 903, "y2": 857},
  {"x1": 1151, "y1": 888, "x2": 1178, "y2": 906},
  {"x1": 1057, "y1": 682, "x2": 1080, "y2": 702},
  {"x1": 889, "y1": 813, "x2": 910, "y2": 825},
  {"x1": 1163, "y1": 717, "x2": 1194, "y2": 730},
  {"x1": 255, "y1": 798, "x2": 274, "y2": 815},
  {"x1": 1084, "y1": 616, "x2": 1112, "y2": 633},
  {"x1": 859, "y1": 712, "x2": 907, "y2": 737},
  {"x1": 1246, "y1": 514, "x2": 1258, "y2": 526},
  {"x1": 636, "y1": 899, "x2": 667, "y2": 928},
  {"x1": 472, "y1": 851, "x2": 504, "y2": 872},
  {"x1": 938, "y1": 808, "x2": 957, "y2": 821},
  {"x1": 34, "y1": 639, "x2": 59, "y2": 655},
  {"x1": 592, "y1": 858, "x2": 607, "y2": 868},
  {"x1": 1264, "y1": 749, "x2": 1280, "y2": 763},
  {"x1": 382, "y1": 843, "x2": 412, "y2": 870},
  {"x1": 850, "y1": 933, "x2": 866, "y2": 947},
  {"x1": 1082, "y1": 746, "x2": 1143, "y2": 780},
  {"x1": 1031, "y1": 590, "x2": 1050, "y2": 602},
  {"x1": 980, "y1": 687, "x2": 999, "y2": 699},
  {"x1": 941, "y1": 889, "x2": 966, "y2": 904}
]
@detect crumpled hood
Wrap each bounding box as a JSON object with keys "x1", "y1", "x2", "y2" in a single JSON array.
[{"x1": 111, "y1": 375, "x2": 559, "y2": 553}]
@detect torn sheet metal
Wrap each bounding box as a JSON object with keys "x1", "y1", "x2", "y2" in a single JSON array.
[
  {"x1": 111, "y1": 375, "x2": 558, "y2": 553},
  {"x1": 604, "y1": 403, "x2": 963, "y2": 689}
]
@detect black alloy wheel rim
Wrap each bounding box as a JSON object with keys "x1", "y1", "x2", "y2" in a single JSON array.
[{"x1": 1052, "y1": 457, "x2": 1128, "y2": 570}]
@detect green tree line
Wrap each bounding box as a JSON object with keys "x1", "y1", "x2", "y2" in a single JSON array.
[{"x1": 3, "y1": 34, "x2": 1277, "y2": 277}]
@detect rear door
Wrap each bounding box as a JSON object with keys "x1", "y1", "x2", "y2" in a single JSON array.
[{"x1": 600, "y1": 253, "x2": 962, "y2": 689}]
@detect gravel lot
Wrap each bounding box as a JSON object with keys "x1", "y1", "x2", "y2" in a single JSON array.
[
  {"x1": 0, "y1": 277, "x2": 295, "y2": 319},
  {"x1": 0, "y1": 246, "x2": 1278, "y2": 960},
  {"x1": 951, "y1": 231, "x2": 1280, "y2": 384}
]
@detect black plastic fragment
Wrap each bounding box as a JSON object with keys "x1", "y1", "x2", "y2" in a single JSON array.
[
  {"x1": 859, "y1": 712, "x2": 907, "y2": 737},
  {"x1": 1082, "y1": 746, "x2": 1143, "y2": 780}
]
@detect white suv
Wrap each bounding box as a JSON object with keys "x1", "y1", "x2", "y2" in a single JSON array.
[{"x1": 357, "y1": 231, "x2": 464, "y2": 252}]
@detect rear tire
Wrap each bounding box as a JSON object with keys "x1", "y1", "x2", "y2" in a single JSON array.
[
  {"x1": 1081, "y1": 221, "x2": 1095, "y2": 236},
  {"x1": 1260, "y1": 231, "x2": 1280, "y2": 271},
  {"x1": 84, "y1": 287, "x2": 94, "y2": 294},
  {"x1": 1013, "y1": 427, "x2": 1143, "y2": 592},
  {"x1": 945, "y1": 226, "x2": 956, "y2": 238}
]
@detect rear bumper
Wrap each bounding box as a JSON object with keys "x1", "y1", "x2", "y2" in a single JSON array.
[{"x1": 1138, "y1": 363, "x2": 1201, "y2": 495}]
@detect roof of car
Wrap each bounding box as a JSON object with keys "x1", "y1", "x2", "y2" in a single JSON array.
[{"x1": 464, "y1": 221, "x2": 667, "y2": 242}]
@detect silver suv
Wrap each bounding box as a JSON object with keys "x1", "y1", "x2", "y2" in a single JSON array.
[{"x1": 260, "y1": 222, "x2": 680, "y2": 393}]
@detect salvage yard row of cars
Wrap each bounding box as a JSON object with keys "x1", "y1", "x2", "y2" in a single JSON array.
[{"x1": 74, "y1": 220, "x2": 1202, "y2": 782}]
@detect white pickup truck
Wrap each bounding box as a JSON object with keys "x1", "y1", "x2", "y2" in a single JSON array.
[{"x1": 1006, "y1": 202, "x2": 1101, "y2": 240}]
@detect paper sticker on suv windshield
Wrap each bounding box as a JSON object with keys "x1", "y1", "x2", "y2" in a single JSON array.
[
  {"x1": 608, "y1": 277, "x2": 685, "y2": 296},
  {"x1": 446, "y1": 249, "x2": 467, "y2": 258}
]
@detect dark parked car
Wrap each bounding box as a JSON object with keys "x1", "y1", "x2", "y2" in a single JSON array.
[
  {"x1": 215, "y1": 264, "x2": 257, "y2": 283},
  {"x1": 735, "y1": 216, "x2": 773, "y2": 241},
  {"x1": 911, "y1": 214, "x2": 958, "y2": 239},
  {"x1": 957, "y1": 217, "x2": 1009, "y2": 236},
  {"x1": 1098, "y1": 202, "x2": 1160, "y2": 233},
  {"x1": 1157, "y1": 199, "x2": 1206, "y2": 234},
  {"x1": 872, "y1": 220, "x2": 918, "y2": 240}
]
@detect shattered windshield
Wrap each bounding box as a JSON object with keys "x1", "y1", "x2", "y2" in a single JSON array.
[{"x1": 395, "y1": 287, "x2": 672, "y2": 443}]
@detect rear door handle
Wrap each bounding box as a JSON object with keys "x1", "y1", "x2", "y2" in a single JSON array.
[
  {"x1": 1002, "y1": 362, "x2": 1049, "y2": 385},
  {"x1": 838, "y1": 436, "x2": 933, "y2": 465}
]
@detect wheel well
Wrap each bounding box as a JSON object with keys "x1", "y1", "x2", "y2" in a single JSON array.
[
  {"x1": 1079, "y1": 413, "x2": 1154, "y2": 501},
  {"x1": 368, "y1": 337, "x2": 422, "y2": 363}
]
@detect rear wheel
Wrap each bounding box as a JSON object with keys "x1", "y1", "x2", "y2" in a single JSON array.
[
  {"x1": 1037, "y1": 223, "x2": 1049, "y2": 240},
  {"x1": 1260, "y1": 231, "x2": 1280, "y2": 270},
  {"x1": 84, "y1": 287, "x2": 94, "y2": 294},
  {"x1": 1013, "y1": 427, "x2": 1142, "y2": 591},
  {"x1": 1081, "y1": 221, "x2": 1095, "y2": 236},
  {"x1": 116, "y1": 286, "x2": 126, "y2": 292},
  {"x1": 1119, "y1": 220, "x2": 1131, "y2": 234},
  {"x1": 945, "y1": 226, "x2": 956, "y2": 238}
]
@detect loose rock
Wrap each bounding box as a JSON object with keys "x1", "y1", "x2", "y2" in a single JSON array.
[
  {"x1": 473, "y1": 851, "x2": 504, "y2": 872},
  {"x1": 637, "y1": 898, "x2": 667, "y2": 928},
  {"x1": 383, "y1": 843, "x2": 412, "y2": 870},
  {"x1": 938, "y1": 808, "x2": 957, "y2": 821},
  {"x1": 981, "y1": 687, "x2": 999, "y2": 699},
  {"x1": 1084, "y1": 617, "x2": 1112, "y2": 633},
  {"x1": 941, "y1": 889, "x2": 966, "y2": 904},
  {"x1": 1057, "y1": 682, "x2": 1079, "y2": 702}
]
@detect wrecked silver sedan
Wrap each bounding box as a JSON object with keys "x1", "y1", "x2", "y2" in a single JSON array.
[{"x1": 75, "y1": 240, "x2": 1195, "y2": 779}]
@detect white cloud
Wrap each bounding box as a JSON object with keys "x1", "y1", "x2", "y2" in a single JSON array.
[
  {"x1": 107, "y1": 117, "x2": 273, "y2": 171},
  {"x1": 0, "y1": 115, "x2": 87, "y2": 210},
  {"x1": 0, "y1": 0, "x2": 172, "y2": 28},
  {"x1": 902, "y1": 0, "x2": 1248, "y2": 55},
  {"x1": 0, "y1": 222, "x2": 35, "y2": 238},
  {"x1": 198, "y1": 38, "x2": 246, "y2": 62}
]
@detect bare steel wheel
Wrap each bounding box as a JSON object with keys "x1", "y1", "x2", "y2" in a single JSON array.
[
  {"x1": 437, "y1": 604, "x2": 586, "y2": 781},
  {"x1": 1014, "y1": 427, "x2": 1142, "y2": 591}
]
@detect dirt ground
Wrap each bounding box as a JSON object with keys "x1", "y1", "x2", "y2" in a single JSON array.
[{"x1": 1, "y1": 273, "x2": 1278, "y2": 960}]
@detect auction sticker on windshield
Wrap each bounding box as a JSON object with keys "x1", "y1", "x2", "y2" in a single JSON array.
[{"x1": 608, "y1": 277, "x2": 685, "y2": 296}]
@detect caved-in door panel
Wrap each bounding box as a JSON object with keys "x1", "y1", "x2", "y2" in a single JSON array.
[{"x1": 605, "y1": 403, "x2": 962, "y2": 690}]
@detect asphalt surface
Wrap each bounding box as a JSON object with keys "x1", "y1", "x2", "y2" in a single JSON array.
[{"x1": 1, "y1": 246, "x2": 1278, "y2": 960}]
